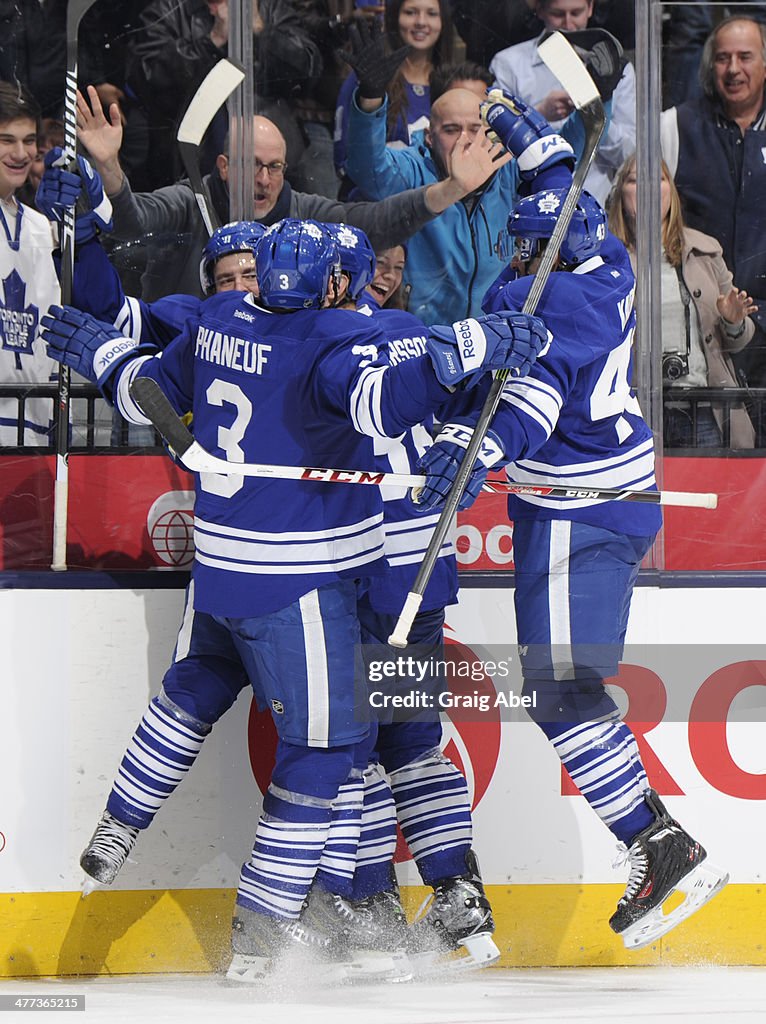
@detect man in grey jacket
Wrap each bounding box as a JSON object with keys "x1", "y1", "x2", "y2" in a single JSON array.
[{"x1": 72, "y1": 85, "x2": 506, "y2": 301}]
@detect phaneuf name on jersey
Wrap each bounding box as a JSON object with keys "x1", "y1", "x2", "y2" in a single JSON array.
[
  {"x1": 387, "y1": 334, "x2": 428, "y2": 365},
  {"x1": 195, "y1": 325, "x2": 271, "y2": 374}
]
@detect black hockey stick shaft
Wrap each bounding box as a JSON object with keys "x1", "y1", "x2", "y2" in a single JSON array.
[
  {"x1": 389, "y1": 35, "x2": 606, "y2": 646},
  {"x1": 52, "y1": 0, "x2": 100, "y2": 571},
  {"x1": 177, "y1": 59, "x2": 246, "y2": 237}
]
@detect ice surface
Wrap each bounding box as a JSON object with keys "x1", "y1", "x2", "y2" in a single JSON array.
[{"x1": 2, "y1": 966, "x2": 764, "y2": 1024}]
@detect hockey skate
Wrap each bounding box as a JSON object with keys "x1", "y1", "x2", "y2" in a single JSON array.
[
  {"x1": 609, "y1": 789, "x2": 728, "y2": 950},
  {"x1": 227, "y1": 904, "x2": 350, "y2": 985},
  {"x1": 408, "y1": 850, "x2": 500, "y2": 974},
  {"x1": 79, "y1": 810, "x2": 139, "y2": 895},
  {"x1": 301, "y1": 886, "x2": 412, "y2": 983}
]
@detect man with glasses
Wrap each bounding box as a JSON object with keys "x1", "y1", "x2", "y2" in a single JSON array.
[{"x1": 57, "y1": 87, "x2": 509, "y2": 302}]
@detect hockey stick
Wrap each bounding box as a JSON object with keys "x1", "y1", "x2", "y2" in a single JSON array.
[
  {"x1": 177, "y1": 59, "x2": 246, "y2": 237},
  {"x1": 388, "y1": 31, "x2": 607, "y2": 647},
  {"x1": 51, "y1": 0, "x2": 100, "y2": 571},
  {"x1": 129, "y1": 379, "x2": 716, "y2": 507},
  {"x1": 130, "y1": 376, "x2": 422, "y2": 488}
]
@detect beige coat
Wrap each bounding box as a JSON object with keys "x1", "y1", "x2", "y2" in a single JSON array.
[{"x1": 679, "y1": 227, "x2": 755, "y2": 449}]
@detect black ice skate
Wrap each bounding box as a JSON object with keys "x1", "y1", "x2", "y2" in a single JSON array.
[
  {"x1": 350, "y1": 888, "x2": 411, "y2": 952},
  {"x1": 408, "y1": 849, "x2": 500, "y2": 972},
  {"x1": 80, "y1": 810, "x2": 139, "y2": 895},
  {"x1": 302, "y1": 886, "x2": 412, "y2": 982},
  {"x1": 226, "y1": 904, "x2": 346, "y2": 984},
  {"x1": 609, "y1": 789, "x2": 728, "y2": 949}
]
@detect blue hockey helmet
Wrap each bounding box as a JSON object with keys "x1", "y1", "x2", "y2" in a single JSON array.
[
  {"x1": 254, "y1": 218, "x2": 342, "y2": 310},
  {"x1": 199, "y1": 220, "x2": 266, "y2": 294},
  {"x1": 507, "y1": 189, "x2": 606, "y2": 267},
  {"x1": 323, "y1": 223, "x2": 376, "y2": 300}
]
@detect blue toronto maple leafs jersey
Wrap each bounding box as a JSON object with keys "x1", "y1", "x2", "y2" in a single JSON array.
[
  {"x1": 110, "y1": 291, "x2": 451, "y2": 617},
  {"x1": 481, "y1": 232, "x2": 661, "y2": 537},
  {"x1": 356, "y1": 299, "x2": 459, "y2": 614}
]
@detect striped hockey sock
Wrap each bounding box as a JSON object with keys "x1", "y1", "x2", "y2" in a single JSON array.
[
  {"x1": 107, "y1": 693, "x2": 210, "y2": 829},
  {"x1": 314, "y1": 769, "x2": 364, "y2": 897},
  {"x1": 236, "y1": 784, "x2": 334, "y2": 919},
  {"x1": 547, "y1": 713, "x2": 653, "y2": 843},
  {"x1": 352, "y1": 762, "x2": 398, "y2": 901},
  {"x1": 389, "y1": 748, "x2": 472, "y2": 886}
]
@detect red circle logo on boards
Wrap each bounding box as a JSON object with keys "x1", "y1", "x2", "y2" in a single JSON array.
[{"x1": 247, "y1": 631, "x2": 502, "y2": 863}]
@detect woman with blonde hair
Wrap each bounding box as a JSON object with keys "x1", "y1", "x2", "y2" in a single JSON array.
[{"x1": 607, "y1": 154, "x2": 757, "y2": 448}]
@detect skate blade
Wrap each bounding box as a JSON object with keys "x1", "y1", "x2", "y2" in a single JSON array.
[
  {"x1": 344, "y1": 949, "x2": 413, "y2": 985},
  {"x1": 620, "y1": 861, "x2": 729, "y2": 950},
  {"x1": 80, "y1": 874, "x2": 103, "y2": 899},
  {"x1": 226, "y1": 952, "x2": 366, "y2": 987},
  {"x1": 409, "y1": 932, "x2": 500, "y2": 977}
]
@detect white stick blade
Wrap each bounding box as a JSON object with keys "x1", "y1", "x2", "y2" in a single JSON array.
[
  {"x1": 177, "y1": 60, "x2": 246, "y2": 146},
  {"x1": 537, "y1": 31, "x2": 600, "y2": 110}
]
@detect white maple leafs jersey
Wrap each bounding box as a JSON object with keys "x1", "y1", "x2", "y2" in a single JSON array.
[
  {"x1": 0, "y1": 204, "x2": 60, "y2": 444},
  {"x1": 482, "y1": 233, "x2": 662, "y2": 537}
]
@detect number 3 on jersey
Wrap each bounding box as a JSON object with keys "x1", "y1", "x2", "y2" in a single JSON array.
[{"x1": 200, "y1": 379, "x2": 251, "y2": 497}]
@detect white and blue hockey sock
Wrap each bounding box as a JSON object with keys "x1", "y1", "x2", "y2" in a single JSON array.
[
  {"x1": 106, "y1": 691, "x2": 211, "y2": 830},
  {"x1": 389, "y1": 748, "x2": 473, "y2": 886},
  {"x1": 314, "y1": 769, "x2": 364, "y2": 898},
  {"x1": 352, "y1": 762, "x2": 398, "y2": 901},
  {"x1": 236, "y1": 783, "x2": 335, "y2": 919},
  {"x1": 545, "y1": 713, "x2": 654, "y2": 843}
]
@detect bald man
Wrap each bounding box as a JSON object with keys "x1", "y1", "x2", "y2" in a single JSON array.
[
  {"x1": 346, "y1": 83, "x2": 579, "y2": 324},
  {"x1": 75, "y1": 87, "x2": 506, "y2": 301}
]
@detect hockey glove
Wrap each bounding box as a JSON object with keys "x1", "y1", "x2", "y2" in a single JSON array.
[
  {"x1": 562, "y1": 28, "x2": 626, "y2": 102},
  {"x1": 35, "y1": 147, "x2": 113, "y2": 243},
  {"x1": 426, "y1": 310, "x2": 551, "y2": 389},
  {"x1": 41, "y1": 305, "x2": 147, "y2": 402},
  {"x1": 411, "y1": 423, "x2": 506, "y2": 513},
  {"x1": 480, "y1": 90, "x2": 575, "y2": 181},
  {"x1": 338, "y1": 19, "x2": 410, "y2": 100}
]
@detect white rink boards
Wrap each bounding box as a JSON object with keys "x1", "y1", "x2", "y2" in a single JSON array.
[{"x1": 1, "y1": 582, "x2": 765, "y2": 975}]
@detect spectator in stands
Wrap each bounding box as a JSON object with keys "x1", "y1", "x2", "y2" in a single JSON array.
[
  {"x1": 17, "y1": 118, "x2": 64, "y2": 210},
  {"x1": 343, "y1": 35, "x2": 582, "y2": 324},
  {"x1": 489, "y1": 0, "x2": 635, "y2": 204},
  {"x1": 334, "y1": 1, "x2": 454, "y2": 192},
  {"x1": 290, "y1": 1, "x2": 384, "y2": 198},
  {"x1": 661, "y1": 15, "x2": 766, "y2": 395},
  {"x1": 0, "y1": 83, "x2": 59, "y2": 446},
  {"x1": 449, "y1": 0, "x2": 635, "y2": 69},
  {"x1": 608, "y1": 153, "x2": 757, "y2": 450},
  {"x1": 63, "y1": 90, "x2": 510, "y2": 300},
  {"x1": 364, "y1": 243, "x2": 408, "y2": 309},
  {"x1": 662, "y1": 3, "x2": 713, "y2": 109},
  {"x1": 124, "y1": 0, "x2": 321, "y2": 190},
  {"x1": 429, "y1": 60, "x2": 493, "y2": 103}
]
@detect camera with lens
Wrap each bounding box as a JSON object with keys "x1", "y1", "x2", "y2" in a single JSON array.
[{"x1": 662, "y1": 350, "x2": 690, "y2": 381}]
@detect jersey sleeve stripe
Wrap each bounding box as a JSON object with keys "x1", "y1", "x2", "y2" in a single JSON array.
[
  {"x1": 115, "y1": 356, "x2": 155, "y2": 424},
  {"x1": 350, "y1": 364, "x2": 389, "y2": 440},
  {"x1": 195, "y1": 511, "x2": 383, "y2": 544}
]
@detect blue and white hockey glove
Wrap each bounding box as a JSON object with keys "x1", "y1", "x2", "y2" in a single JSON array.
[
  {"x1": 427, "y1": 310, "x2": 550, "y2": 389},
  {"x1": 35, "y1": 147, "x2": 113, "y2": 243},
  {"x1": 480, "y1": 90, "x2": 574, "y2": 181},
  {"x1": 41, "y1": 304, "x2": 145, "y2": 401},
  {"x1": 411, "y1": 423, "x2": 506, "y2": 513}
]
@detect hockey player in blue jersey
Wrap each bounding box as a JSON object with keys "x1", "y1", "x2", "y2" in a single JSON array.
[
  {"x1": 314, "y1": 224, "x2": 498, "y2": 970},
  {"x1": 412, "y1": 153, "x2": 728, "y2": 949},
  {"x1": 41, "y1": 216, "x2": 549, "y2": 979}
]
